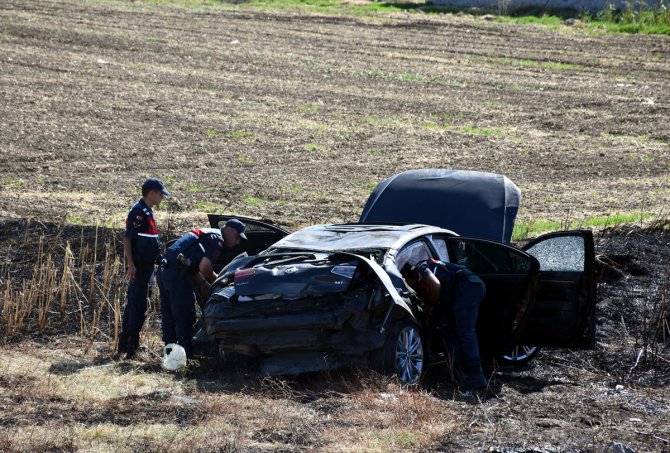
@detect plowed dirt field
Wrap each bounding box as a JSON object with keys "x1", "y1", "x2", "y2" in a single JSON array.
[{"x1": 0, "y1": 0, "x2": 668, "y2": 231}]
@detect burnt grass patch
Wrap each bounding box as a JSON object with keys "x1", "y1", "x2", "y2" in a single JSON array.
[{"x1": 4, "y1": 218, "x2": 669, "y2": 378}]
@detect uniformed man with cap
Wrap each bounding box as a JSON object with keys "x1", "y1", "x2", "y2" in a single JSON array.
[
  {"x1": 157, "y1": 218, "x2": 247, "y2": 358},
  {"x1": 119, "y1": 178, "x2": 170, "y2": 358},
  {"x1": 401, "y1": 259, "x2": 488, "y2": 390}
]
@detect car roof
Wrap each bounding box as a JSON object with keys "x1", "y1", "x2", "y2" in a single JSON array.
[{"x1": 268, "y1": 223, "x2": 456, "y2": 252}]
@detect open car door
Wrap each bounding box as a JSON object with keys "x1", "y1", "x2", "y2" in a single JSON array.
[
  {"x1": 518, "y1": 230, "x2": 597, "y2": 348},
  {"x1": 207, "y1": 214, "x2": 289, "y2": 256},
  {"x1": 446, "y1": 237, "x2": 539, "y2": 358}
]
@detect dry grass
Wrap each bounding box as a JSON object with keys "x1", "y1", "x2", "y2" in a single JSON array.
[
  {"x1": 0, "y1": 220, "x2": 465, "y2": 451},
  {"x1": 0, "y1": 222, "x2": 127, "y2": 349},
  {"x1": 0, "y1": 340, "x2": 465, "y2": 451},
  {"x1": 1, "y1": 213, "x2": 669, "y2": 452}
]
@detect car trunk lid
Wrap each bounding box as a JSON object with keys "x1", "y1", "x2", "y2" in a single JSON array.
[{"x1": 360, "y1": 168, "x2": 521, "y2": 243}]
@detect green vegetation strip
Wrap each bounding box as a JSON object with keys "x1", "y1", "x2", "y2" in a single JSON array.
[
  {"x1": 513, "y1": 212, "x2": 658, "y2": 240},
  {"x1": 208, "y1": 0, "x2": 669, "y2": 35},
  {"x1": 498, "y1": 57, "x2": 580, "y2": 70},
  {"x1": 135, "y1": 0, "x2": 670, "y2": 34}
]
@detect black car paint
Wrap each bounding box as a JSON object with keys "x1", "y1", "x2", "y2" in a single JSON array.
[{"x1": 204, "y1": 252, "x2": 388, "y2": 375}]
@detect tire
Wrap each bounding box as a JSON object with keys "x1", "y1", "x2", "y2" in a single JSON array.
[
  {"x1": 372, "y1": 318, "x2": 425, "y2": 384},
  {"x1": 498, "y1": 344, "x2": 541, "y2": 366}
]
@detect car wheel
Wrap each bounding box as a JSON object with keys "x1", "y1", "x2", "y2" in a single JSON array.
[
  {"x1": 372, "y1": 318, "x2": 425, "y2": 384},
  {"x1": 498, "y1": 344, "x2": 540, "y2": 366}
]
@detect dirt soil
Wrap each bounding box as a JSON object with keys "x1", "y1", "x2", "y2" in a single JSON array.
[
  {"x1": 0, "y1": 0, "x2": 668, "y2": 231},
  {"x1": 0, "y1": 0, "x2": 669, "y2": 451}
]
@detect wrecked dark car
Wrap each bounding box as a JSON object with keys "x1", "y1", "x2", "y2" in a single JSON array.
[{"x1": 202, "y1": 169, "x2": 597, "y2": 384}]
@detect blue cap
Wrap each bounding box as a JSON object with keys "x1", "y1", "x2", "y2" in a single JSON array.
[
  {"x1": 142, "y1": 178, "x2": 170, "y2": 196},
  {"x1": 224, "y1": 218, "x2": 247, "y2": 240}
]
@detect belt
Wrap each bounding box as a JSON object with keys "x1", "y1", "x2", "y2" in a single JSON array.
[{"x1": 160, "y1": 258, "x2": 185, "y2": 270}]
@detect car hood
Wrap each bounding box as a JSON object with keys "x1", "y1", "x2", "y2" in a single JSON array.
[{"x1": 359, "y1": 168, "x2": 521, "y2": 243}]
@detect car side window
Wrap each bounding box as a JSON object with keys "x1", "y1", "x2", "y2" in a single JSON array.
[
  {"x1": 431, "y1": 237, "x2": 450, "y2": 262},
  {"x1": 449, "y1": 239, "x2": 532, "y2": 274},
  {"x1": 396, "y1": 240, "x2": 433, "y2": 271},
  {"x1": 525, "y1": 235, "x2": 584, "y2": 272}
]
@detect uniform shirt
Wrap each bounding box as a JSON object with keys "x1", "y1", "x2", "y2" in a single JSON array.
[
  {"x1": 427, "y1": 259, "x2": 473, "y2": 306},
  {"x1": 125, "y1": 198, "x2": 160, "y2": 264},
  {"x1": 164, "y1": 228, "x2": 225, "y2": 277}
]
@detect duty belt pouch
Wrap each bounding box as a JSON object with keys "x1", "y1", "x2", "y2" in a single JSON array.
[
  {"x1": 175, "y1": 253, "x2": 195, "y2": 280},
  {"x1": 158, "y1": 259, "x2": 168, "y2": 271}
]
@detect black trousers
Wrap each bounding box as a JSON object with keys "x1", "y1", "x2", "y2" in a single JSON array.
[
  {"x1": 156, "y1": 267, "x2": 197, "y2": 356},
  {"x1": 122, "y1": 264, "x2": 154, "y2": 336},
  {"x1": 438, "y1": 275, "x2": 486, "y2": 370}
]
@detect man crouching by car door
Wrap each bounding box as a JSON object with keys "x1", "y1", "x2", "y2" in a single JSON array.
[
  {"x1": 157, "y1": 219, "x2": 247, "y2": 359},
  {"x1": 401, "y1": 259, "x2": 488, "y2": 391}
]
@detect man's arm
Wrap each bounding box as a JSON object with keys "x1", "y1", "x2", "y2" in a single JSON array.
[
  {"x1": 422, "y1": 273, "x2": 442, "y2": 311},
  {"x1": 197, "y1": 256, "x2": 217, "y2": 283},
  {"x1": 193, "y1": 256, "x2": 217, "y2": 297},
  {"x1": 124, "y1": 236, "x2": 136, "y2": 281}
]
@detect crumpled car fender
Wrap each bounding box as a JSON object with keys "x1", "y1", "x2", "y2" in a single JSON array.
[{"x1": 336, "y1": 251, "x2": 415, "y2": 321}]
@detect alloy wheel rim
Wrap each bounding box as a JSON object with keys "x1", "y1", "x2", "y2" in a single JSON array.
[
  {"x1": 503, "y1": 345, "x2": 538, "y2": 361},
  {"x1": 395, "y1": 326, "x2": 424, "y2": 384}
]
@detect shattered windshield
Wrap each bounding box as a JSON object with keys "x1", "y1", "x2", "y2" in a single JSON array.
[{"x1": 268, "y1": 224, "x2": 422, "y2": 252}]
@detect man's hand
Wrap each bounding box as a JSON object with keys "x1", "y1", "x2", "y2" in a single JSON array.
[
  {"x1": 201, "y1": 280, "x2": 212, "y2": 296},
  {"x1": 123, "y1": 237, "x2": 136, "y2": 282},
  {"x1": 195, "y1": 280, "x2": 212, "y2": 308},
  {"x1": 199, "y1": 257, "x2": 217, "y2": 282}
]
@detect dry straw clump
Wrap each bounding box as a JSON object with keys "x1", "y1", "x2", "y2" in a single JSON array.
[{"x1": 0, "y1": 219, "x2": 131, "y2": 351}]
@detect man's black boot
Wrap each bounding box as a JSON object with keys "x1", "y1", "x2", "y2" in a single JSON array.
[
  {"x1": 125, "y1": 334, "x2": 140, "y2": 359},
  {"x1": 117, "y1": 331, "x2": 128, "y2": 356},
  {"x1": 460, "y1": 361, "x2": 488, "y2": 390}
]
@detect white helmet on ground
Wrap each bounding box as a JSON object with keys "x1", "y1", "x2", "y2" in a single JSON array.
[{"x1": 162, "y1": 343, "x2": 187, "y2": 371}]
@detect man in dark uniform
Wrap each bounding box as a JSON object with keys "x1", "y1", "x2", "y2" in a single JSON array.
[
  {"x1": 401, "y1": 259, "x2": 488, "y2": 390},
  {"x1": 157, "y1": 219, "x2": 247, "y2": 358},
  {"x1": 120, "y1": 178, "x2": 170, "y2": 359}
]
